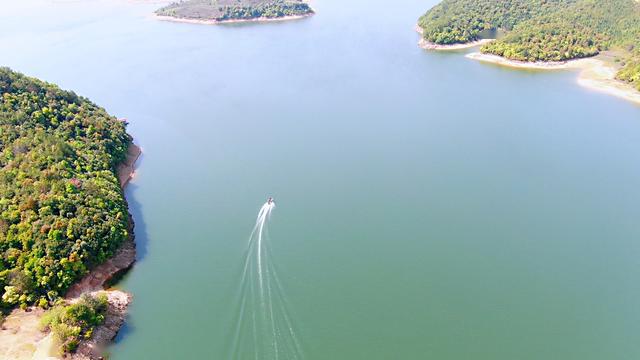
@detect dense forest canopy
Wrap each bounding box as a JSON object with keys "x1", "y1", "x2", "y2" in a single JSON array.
[
  {"x1": 418, "y1": 0, "x2": 575, "y2": 45},
  {"x1": 156, "y1": 0, "x2": 313, "y2": 21},
  {"x1": 481, "y1": 0, "x2": 640, "y2": 61},
  {"x1": 0, "y1": 68, "x2": 132, "y2": 309},
  {"x1": 418, "y1": 0, "x2": 640, "y2": 90}
]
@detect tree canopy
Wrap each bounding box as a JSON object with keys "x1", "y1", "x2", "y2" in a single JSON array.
[
  {"x1": 0, "y1": 68, "x2": 132, "y2": 309},
  {"x1": 418, "y1": 0, "x2": 574, "y2": 45}
]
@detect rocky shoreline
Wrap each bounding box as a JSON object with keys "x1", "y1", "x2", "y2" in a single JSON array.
[
  {"x1": 69, "y1": 142, "x2": 141, "y2": 359},
  {"x1": 68, "y1": 143, "x2": 142, "y2": 298},
  {"x1": 71, "y1": 291, "x2": 132, "y2": 360}
]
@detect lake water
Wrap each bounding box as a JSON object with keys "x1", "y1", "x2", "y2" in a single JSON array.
[{"x1": 3, "y1": 0, "x2": 640, "y2": 358}]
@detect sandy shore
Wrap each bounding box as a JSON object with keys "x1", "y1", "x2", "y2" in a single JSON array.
[
  {"x1": 466, "y1": 52, "x2": 589, "y2": 69},
  {"x1": 0, "y1": 307, "x2": 50, "y2": 360},
  {"x1": 0, "y1": 142, "x2": 142, "y2": 360},
  {"x1": 154, "y1": 12, "x2": 314, "y2": 25},
  {"x1": 467, "y1": 52, "x2": 640, "y2": 106},
  {"x1": 415, "y1": 24, "x2": 494, "y2": 50}
]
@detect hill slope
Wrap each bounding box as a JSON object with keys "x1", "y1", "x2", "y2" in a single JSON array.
[{"x1": 0, "y1": 68, "x2": 132, "y2": 309}]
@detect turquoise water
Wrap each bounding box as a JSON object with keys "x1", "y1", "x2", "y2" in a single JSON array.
[{"x1": 3, "y1": 0, "x2": 640, "y2": 358}]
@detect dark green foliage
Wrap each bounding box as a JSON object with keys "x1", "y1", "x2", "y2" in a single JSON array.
[
  {"x1": 40, "y1": 293, "x2": 108, "y2": 353},
  {"x1": 481, "y1": 0, "x2": 640, "y2": 61},
  {"x1": 481, "y1": 22, "x2": 601, "y2": 61},
  {"x1": 417, "y1": 0, "x2": 574, "y2": 45},
  {"x1": 418, "y1": 0, "x2": 640, "y2": 88},
  {"x1": 0, "y1": 68, "x2": 131, "y2": 309},
  {"x1": 156, "y1": 0, "x2": 313, "y2": 21}
]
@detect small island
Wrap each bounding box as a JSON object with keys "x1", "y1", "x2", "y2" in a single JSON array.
[
  {"x1": 417, "y1": 0, "x2": 640, "y2": 103},
  {"x1": 155, "y1": 0, "x2": 315, "y2": 24}
]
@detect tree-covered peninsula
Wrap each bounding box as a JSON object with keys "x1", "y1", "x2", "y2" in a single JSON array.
[
  {"x1": 418, "y1": 0, "x2": 640, "y2": 91},
  {"x1": 0, "y1": 68, "x2": 133, "y2": 310},
  {"x1": 156, "y1": 0, "x2": 314, "y2": 23}
]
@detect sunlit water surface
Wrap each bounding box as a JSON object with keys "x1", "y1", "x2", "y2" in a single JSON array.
[{"x1": 3, "y1": 0, "x2": 640, "y2": 358}]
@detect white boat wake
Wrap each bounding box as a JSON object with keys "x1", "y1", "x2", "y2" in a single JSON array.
[{"x1": 229, "y1": 198, "x2": 303, "y2": 360}]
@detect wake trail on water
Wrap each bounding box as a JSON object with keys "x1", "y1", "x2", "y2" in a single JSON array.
[{"x1": 229, "y1": 200, "x2": 304, "y2": 360}]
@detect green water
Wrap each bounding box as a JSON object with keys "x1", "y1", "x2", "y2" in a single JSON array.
[{"x1": 3, "y1": 0, "x2": 640, "y2": 358}]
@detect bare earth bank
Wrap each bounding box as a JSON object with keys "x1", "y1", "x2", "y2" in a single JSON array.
[{"x1": 0, "y1": 143, "x2": 142, "y2": 360}]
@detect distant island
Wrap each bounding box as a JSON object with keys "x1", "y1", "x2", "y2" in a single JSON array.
[
  {"x1": 417, "y1": 0, "x2": 640, "y2": 102},
  {"x1": 155, "y1": 0, "x2": 315, "y2": 24}
]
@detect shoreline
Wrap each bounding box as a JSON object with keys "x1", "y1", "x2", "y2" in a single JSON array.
[
  {"x1": 70, "y1": 291, "x2": 132, "y2": 360},
  {"x1": 466, "y1": 52, "x2": 640, "y2": 106},
  {"x1": 419, "y1": 38, "x2": 494, "y2": 51},
  {"x1": 415, "y1": 24, "x2": 494, "y2": 50},
  {"x1": 466, "y1": 52, "x2": 588, "y2": 69},
  {"x1": 0, "y1": 142, "x2": 142, "y2": 360},
  {"x1": 69, "y1": 142, "x2": 141, "y2": 359},
  {"x1": 153, "y1": 12, "x2": 314, "y2": 25},
  {"x1": 118, "y1": 141, "x2": 142, "y2": 188}
]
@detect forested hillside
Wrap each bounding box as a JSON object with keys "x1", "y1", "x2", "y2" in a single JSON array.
[
  {"x1": 418, "y1": 0, "x2": 640, "y2": 90},
  {"x1": 481, "y1": 0, "x2": 640, "y2": 61},
  {"x1": 0, "y1": 68, "x2": 132, "y2": 309},
  {"x1": 417, "y1": 0, "x2": 574, "y2": 45},
  {"x1": 156, "y1": 0, "x2": 313, "y2": 21}
]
